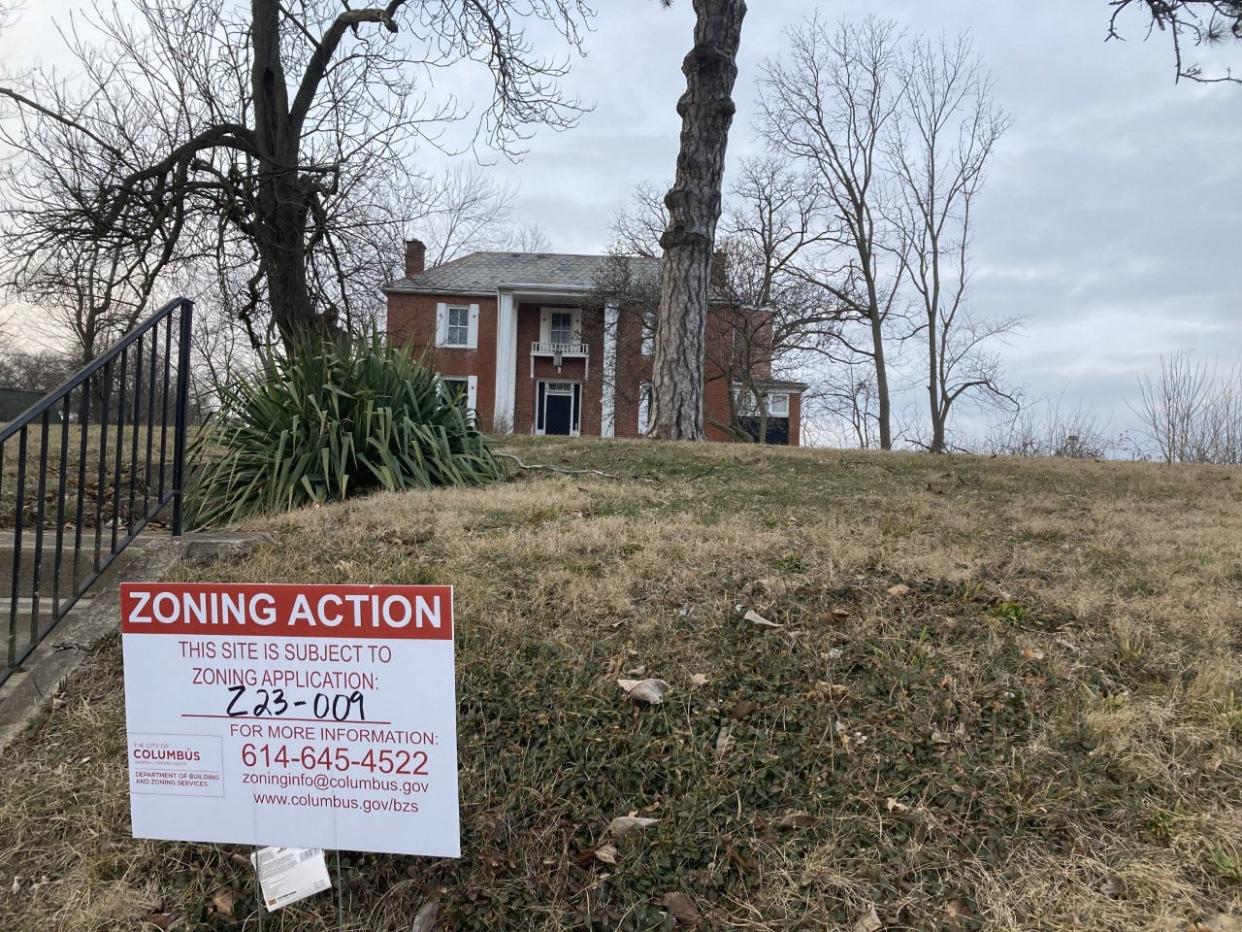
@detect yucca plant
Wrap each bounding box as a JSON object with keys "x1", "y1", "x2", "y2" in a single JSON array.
[{"x1": 190, "y1": 333, "x2": 505, "y2": 527}]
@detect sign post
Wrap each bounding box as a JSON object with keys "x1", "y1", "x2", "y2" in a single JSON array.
[{"x1": 119, "y1": 582, "x2": 461, "y2": 860}]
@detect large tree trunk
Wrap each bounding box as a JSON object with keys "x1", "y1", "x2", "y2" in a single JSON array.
[
  {"x1": 251, "y1": 0, "x2": 327, "y2": 349},
  {"x1": 650, "y1": 0, "x2": 746, "y2": 441}
]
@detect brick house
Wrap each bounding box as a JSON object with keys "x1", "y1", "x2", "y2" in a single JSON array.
[{"x1": 384, "y1": 240, "x2": 805, "y2": 445}]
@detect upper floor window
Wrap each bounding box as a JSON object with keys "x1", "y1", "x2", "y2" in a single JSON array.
[
  {"x1": 735, "y1": 387, "x2": 789, "y2": 418},
  {"x1": 550, "y1": 311, "x2": 575, "y2": 346},
  {"x1": 446, "y1": 305, "x2": 470, "y2": 347}
]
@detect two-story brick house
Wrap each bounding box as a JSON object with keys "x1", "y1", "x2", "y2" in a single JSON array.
[{"x1": 384, "y1": 240, "x2": 804, "y2": 445}]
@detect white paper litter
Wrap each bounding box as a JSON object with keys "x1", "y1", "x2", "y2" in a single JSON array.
[{"x1": 250, "y1": 847, "x2": 331, "y2": 912}]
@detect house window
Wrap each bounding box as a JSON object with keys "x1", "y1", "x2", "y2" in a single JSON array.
[
  {"x1": 442, "y1": 377, "x2": 468, "y2": 409},
  {"x1": 550, "y1": 311, "x2": 574, "y2": 346},
  {"x1": 445, "y1": 306, "x2": 470, "y2": 347},
  {"x1": 735, "y1": 386, "x2": 788, "y2": 418}
]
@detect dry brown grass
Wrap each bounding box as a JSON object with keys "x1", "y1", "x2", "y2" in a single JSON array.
[{"x1": 2, "y1": 437, "x2": 1241, "y2": 930}]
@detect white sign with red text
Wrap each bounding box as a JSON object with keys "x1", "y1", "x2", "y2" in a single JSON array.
[{"x1": 120, "y1": 582, "x2": 460, "y2": 857}]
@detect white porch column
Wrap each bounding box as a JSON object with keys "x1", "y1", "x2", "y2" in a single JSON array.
[
  {"x1": 601, "y1": 302, "x2": 619, "y2": 438},
  {"x1": 494, "y1": 290, "x2": 518, "y2": 433}
]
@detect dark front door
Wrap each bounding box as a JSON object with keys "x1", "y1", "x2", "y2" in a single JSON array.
[{"x1": 545, "y1": 393, "x2": 572, "y2": 436}]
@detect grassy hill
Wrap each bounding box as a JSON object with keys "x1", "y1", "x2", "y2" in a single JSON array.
[{"x1": 2, "y1": 438, "x2": 1241, "y2": 931}]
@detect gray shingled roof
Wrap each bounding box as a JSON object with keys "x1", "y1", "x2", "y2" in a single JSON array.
[{"x1": 384, "y1": 251, "x2": 664, "y2": 296}]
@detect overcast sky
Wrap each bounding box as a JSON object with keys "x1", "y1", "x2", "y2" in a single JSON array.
[{"x1": 5, "y1": 0, "x2": 1241, "y2": 441}]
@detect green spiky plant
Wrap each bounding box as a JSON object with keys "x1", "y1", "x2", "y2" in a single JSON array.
[{"x1": 189, "y1": 333, "x2": 505, "y2": 527}]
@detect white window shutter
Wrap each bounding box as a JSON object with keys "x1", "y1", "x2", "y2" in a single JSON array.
[
  {"x1": 540, "y1": 308, "x2": 550, "y2": 344},
  {"x1": 467, "y1": 375, "x2": 478, "y2": 415},
  {"x1": 467, "y1": 304, "x2": 480, "y2": 349},
  {"x1": 434, "y1": 303, "x2": 448, "y2": 346},
  {"x1": 572, "y1": 308, "x2": 582, "y2": 343}
]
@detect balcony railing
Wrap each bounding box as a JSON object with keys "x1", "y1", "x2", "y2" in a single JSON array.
[
  {"x1": 531, "y1": 341, "x2": 589, "y2": 357},
  {"x1": 530, "y1": 341, "x2": 590, "y2": 378}
]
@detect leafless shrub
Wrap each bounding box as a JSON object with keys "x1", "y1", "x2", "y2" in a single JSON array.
[
  {"x1": 983, "y1": 398, "x2": 1114, "y2": 460},
  {"x1": 1134, "y1": 351, "x2": 1242, "y2": 464}
]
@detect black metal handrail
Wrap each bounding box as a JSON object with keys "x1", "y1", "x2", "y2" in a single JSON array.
[{"x1": 0, "y1": 296, "x2": 194, "y2": 687}]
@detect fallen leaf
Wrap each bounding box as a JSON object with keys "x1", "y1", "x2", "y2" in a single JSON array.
[
  {"x1": 591, "y1": 843, "x2": 620, "y2": 865},
  {"x1": 714, "y1": 726, "x2": 734, "y2": 756},
  {"x1": 885, "y1": 797, "x2": 911, "y2": 814},
  {"x1": 729, "y1": 699, "x2": 757, "y2": 720},
  {"x1": 659, "y1": 891, "x2": 702, "y2": 925},
  {"x1": 853, "y1": 905, "x2": 884, "y2": 932},
  {"x1": 744, "y1": 609, "x2": 782, "y2": 628},
  {"x1": 886, "y1": 584, "x2": 911, "y2": 597},
  {"x1": 808, "y1": 681, "x2": 848, "y2": 701},
  {"x1": 1100, "y1": 876, "x2": 1126, "y2": 899},
  {"x1": 617, "y1": 678, "x2": 671, "y2": 705},
  {"x1": 211, "y1": 888, "x2": 237, "y2": 918},
  {"x1": 410, "y1": 899, "x2": 441, "y2": 932},
  {"x1": 946, "y1": 898, "x2": 974, "y2": 924},
  {"x1": 608, "y1": 815, "x2": 660, "y2": 837},
  {"x1": 144, "y1": 913, "x2": 175, "y2": 931},
  {"x1": 1021, "y1": 646, "x2": 1045, "y2": 661},
  {"x1": 690, "y1": 673, "x2": 709, "y2": 687},
  {"x1": 775, "y1": 811, "x2": 816, "y2": 829},
  {"x1": 829, "y1": 608, "x2": 850, "y2": 621}
]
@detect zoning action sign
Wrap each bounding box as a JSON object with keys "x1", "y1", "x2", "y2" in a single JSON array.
[{"x1": 120, "y1": 582, "x2": 460, "y2": 857}]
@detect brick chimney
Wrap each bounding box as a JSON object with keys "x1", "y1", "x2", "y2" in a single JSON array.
[{"x1": 404, "y1": 238, "x2": 426, "y2": 277}]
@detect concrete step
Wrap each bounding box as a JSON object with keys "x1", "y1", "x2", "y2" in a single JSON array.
[
  {"x1": 2, "y1": 597, "x2": 95, "y2": 670},
  {"x1": 0, "y1": 530, "x2": 166, "y2": 598}
]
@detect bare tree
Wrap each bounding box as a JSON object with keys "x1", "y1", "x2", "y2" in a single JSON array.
[
  {"x1": 650, "y1": 0, "x2": 747, "y2": 441},
  {"x1": 610, "y1": 182, "x2": 669, "y2": 259},
  {"x1": 1108, "y1": 0, "x2": 1241, "y2": 83},
  {"x1": 714, "y1": 158, "x2": 845, "y2": 439},
  {"x1": 1134, "y1": 351, "x2": 1242, "y2": 463},
  {"x1": 0, "y1": 0, "x2": 591, "y2": 350},
  {"x1": 816, "y1": 352, "x2": 882, "y2": 448},
  {"x1": 758, "y1": 16, "x2": 907, "y2": 450},
  {"x1": 417, "y1": 165, "x2": 518, "y2": 268},
  {"x1": 501, "y1": 222, "x2": 553, "y2": 254},
  {"x1": 888, "y1": 35, "x2": 1016, "y2": 452}
]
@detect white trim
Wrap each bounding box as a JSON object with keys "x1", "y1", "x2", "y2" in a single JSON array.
[
  {"x1": 601, "y1": 302, "x2": 618, "y2": 438},
  {"x1": 494, "y1": 290, "x2": 517, "y2": 432},
  {"x1": 434, "y1": 302, "x2": 448, "y2": 346},
  {"x1": 638, "y1": 381, "x2": 652, "y2": 436}
]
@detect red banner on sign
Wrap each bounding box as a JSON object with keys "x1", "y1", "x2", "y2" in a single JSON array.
[{"x1": 120, "y1": 583, "x2": 454, "y2": 640}]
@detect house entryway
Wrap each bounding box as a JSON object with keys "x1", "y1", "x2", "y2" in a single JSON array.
[{"x1": 536, "y1": 381, "x2": 581, "y2": 436}]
